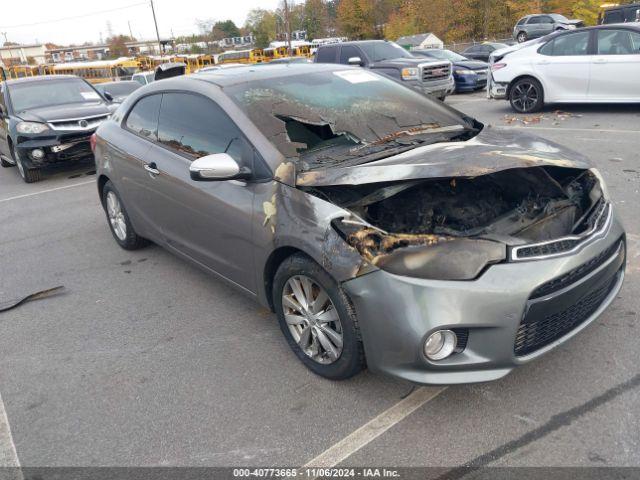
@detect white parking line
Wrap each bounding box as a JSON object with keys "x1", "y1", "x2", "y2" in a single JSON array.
[
  {"x1": 0, "y1": 180, "x2": 94, "y2": 204},
  {"x1": 302, "y1": 386, "x2": 446, "y2": 468},
  {"x1": 0, "y1": 392, "x2": 19, "y2": 467},
  {"x1": 498, "y1": 126, "x2": 640, "y2": 134}
]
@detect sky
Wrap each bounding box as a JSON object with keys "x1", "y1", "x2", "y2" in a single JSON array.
[{"x1": 0, "y1": 0, "x2": 282, "y2": 46}]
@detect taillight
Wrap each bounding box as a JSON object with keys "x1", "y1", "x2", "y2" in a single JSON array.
[
  {"x1": 491, "y1": 63, "x2": 507, "y2": 72},
  {"x1": 90, "y1": 133, "x2": 97, "y2": 153}
]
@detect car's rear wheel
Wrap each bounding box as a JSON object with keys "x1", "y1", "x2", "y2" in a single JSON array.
[
  {"x1": 517, "y1": 31, "x2": 528, "y2": 43},
  {"x1": 12, "y1": 144, "x2": 41, "y2": 183},
  {"x1": 273, "y1": 253, "x2": 365, "y2": 380},
  {"x1": 0, "y1": 156, "x2": 14, "y2": 168},
  {"x1": 102, "y1": 181, "x2": 149, "y2": 250},
  {"x1": 509, "y1": 77, "x2": 544, "y2": 113}
]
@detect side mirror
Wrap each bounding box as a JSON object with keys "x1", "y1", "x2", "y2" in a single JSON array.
[
  {"x1": 348, "y1": 56, "x2": 363, "y2": 66},
  {"x1": 103, "y1": 91, "x2": 114, "y2": 102},
  {"x1": 189, "y1": 153, "x2": 251, "y2": 181}
]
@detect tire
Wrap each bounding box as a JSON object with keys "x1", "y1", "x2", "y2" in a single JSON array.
[
  {"x1": 509, "y1": 77, "x2": 544, "y2": 113},
  {"x1": 101, "y1": 180, "x2": 149, "y2": 250},
  {"x1": 273, "y1": 253, "x2": 365, "y2": 380},
  {"x1": 12, "y1": 144, "x2": 41, "y2": 183},
  {"x1": 517, "y1": 31, "x2": 528, "y2": 43},
  {"x1": 0, "y1": 156, "x2": 13, "y2": 168}
]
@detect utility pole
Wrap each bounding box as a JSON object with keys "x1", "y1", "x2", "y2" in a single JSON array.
[
  {"x1": 150, "y1": 0, "x2": 162, "y2": 55},
  {"x1": 128, "y1": 21, "x2": 134, "y2": 40},
  {"x1": 283, "y1": 0, "x2": 292, "y2": 54},
  {"x1": 1, "y1": 32, "x2": 15, "y2": 67}
]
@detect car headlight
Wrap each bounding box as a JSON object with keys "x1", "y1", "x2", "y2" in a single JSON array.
[
  {"x1": 16, "y1": 121, "x2": 50, "y2": 134},
  {"x1": 590, "y1": 168, "x2": 610, "y2": 201},
  {"x1": 401, "y1": 67, "x2": 419, "y2": 80},
  {"x1": 455, "y1": 69, "x2": 476, "y2": 75}
]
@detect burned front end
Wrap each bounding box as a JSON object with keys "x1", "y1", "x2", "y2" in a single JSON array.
[{"x1": 297, "y1": 133, "x2": 624, "y2": 385}]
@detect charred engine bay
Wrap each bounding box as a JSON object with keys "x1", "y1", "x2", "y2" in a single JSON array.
[{"x1": 307, "y1": 167, "x2": 602, "y2": 269}]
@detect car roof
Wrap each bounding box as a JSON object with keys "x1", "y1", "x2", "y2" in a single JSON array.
[
  {"x1": 184, "y1": 63, "x2": 356, "y2": 88},
  {"x1": 318, "y1": 40, "x2": 389, "y2": 47},
  {"x1": 3, "y1": 74, "x2": 77, "y2": 86}
]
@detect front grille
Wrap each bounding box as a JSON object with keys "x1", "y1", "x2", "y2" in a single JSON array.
[
  {"x1": 514, "y1": 275, "x2": 618, "y2": 357},
  {"x1": 512, "y1": 201, "x2": 610, "y2": 260},
  {"x1": 422, "y1": 64, "x2": 451, "y2": 81},
  {"x1": 530, "y1": 239, "x2": 622, "y2": 299},
  {"x1": 48, "y1": 114, "x2": 109, "y2": 131}
]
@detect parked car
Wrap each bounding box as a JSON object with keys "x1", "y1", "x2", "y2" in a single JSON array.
[
  {"x1": 94, "y1": 63, "x2": 624, "y2": 384},
  {"x1": 412, "y1": 49, "x2": 488, "y2": 92},
  {"x1": 0, "y1": 75, "x2": 113, "y2": 183},
  {"x1": 94, "y1": 81, "x2": 141, "y2": 103},
  {"x1": 513, "y1": 14, "x2": 584, "y2": 43},
  {"x1": 195, "y1": 63, "x2": 245, "y2": 73},
  {"x1": 490, "y1": 24, "x2": 640, "y2": 113},
  {"x1": 461, "y1": 42, "x2": 509, "y2": 62},
  {"x1": 314, "y1": 40, "x2": 455, "y2": 100},
  {"x1": 600, "y1": 3, "x2": 640, "y2": 24},
  {"x1": 131, "y1": 70, "x2": 155, "y2": 86}
]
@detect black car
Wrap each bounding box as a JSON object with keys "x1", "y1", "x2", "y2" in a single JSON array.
[
  {"x1": 600, "y1": 3, "x2": 640, "y2": 24},
  {"x1": 461, "y1": 43, "x2": 509, "y2": 63},
  {"x1": 94, "y1": 81, "x2": 141, "y2": 103},
  {"x1": 412, "y1": 49, "x2": 488, "y2": 92},
  {"x1": 0, "y1": 75, "x2": 113, "y2": 183}
]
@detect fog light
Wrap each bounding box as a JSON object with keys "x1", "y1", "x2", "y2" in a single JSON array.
[
  {"x1": 31, "y1": 149, "x2": 44, "y2": 160},
  {"x1": 424, "y1": 330, "x2": 457, "y2": 361}
]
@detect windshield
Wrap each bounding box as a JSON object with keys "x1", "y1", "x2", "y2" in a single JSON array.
[
  {"x1": 550, "y1": 14, "x2": 569, "y2": 22},
  {"x1": 359, "y1": 41, "x2": 413, "y2": 62},
  {"x1": 228, "y1": 68, "x2": 474, "y2": 171},
  {"x1": 8, "y1": 78, "x2": 102, "y2": 112},
  {"x1": 95, "y1": 82, "x2": 140, "y2": 96}
]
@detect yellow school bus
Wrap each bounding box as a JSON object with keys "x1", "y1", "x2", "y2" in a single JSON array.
[
  {"x1": 171, "y1": 54, "x2": 214, "y2": 73},
  {"x1": 263, "y1": 46, "x2": 289, "y2": 61},
  {"x1": 51, "y1": 58, "x2": 142, "y2": 84},
  {"x1": 293, "y1": 45, "x2": 312, "y2": 58},
  {"x1": 217, "y1": 49, "x2": 264, "y2": 64}
]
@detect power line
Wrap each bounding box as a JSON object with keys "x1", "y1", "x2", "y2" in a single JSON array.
[{"x1": 0, "y1": 2, "x2": 148, "y2": 30}]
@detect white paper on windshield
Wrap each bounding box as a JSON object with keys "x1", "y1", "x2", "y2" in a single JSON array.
[
  {"x1": 81, "y1": 91, "x2": 100, "y2": 100},
  {"x1": 333, "y1": 70, "x2": 380, "y2": 84}
]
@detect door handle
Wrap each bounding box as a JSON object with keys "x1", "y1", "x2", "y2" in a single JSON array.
[{"x1": 144, "y1": 162, "x2": 160, "y2": 176}]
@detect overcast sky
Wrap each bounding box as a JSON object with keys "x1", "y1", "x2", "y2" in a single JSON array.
[{"x1": 0, "y1": 0, "x2": 282, "y2": 46}]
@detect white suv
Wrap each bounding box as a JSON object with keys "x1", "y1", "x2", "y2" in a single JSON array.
[{"x1": 489, "y1": 24, "x2": 640, "y2": 112}]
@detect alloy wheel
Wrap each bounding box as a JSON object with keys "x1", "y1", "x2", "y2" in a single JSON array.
[
  {"x1": 106, "y1": 191, "x2": 127, "y2": 241},
  {"x1": 511, "y1": 82, "x2": 539, "y2": 112},
  {"x1": 282, "y1": 275, "x2": 343, "y2": 364},
  {"x1": 518, "y1": 33, "x2": 527, "y2": 43}
]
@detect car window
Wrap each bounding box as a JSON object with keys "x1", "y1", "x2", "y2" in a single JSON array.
[
  {"x1": 528, "y1": 16, "x2": 543, "y2": 25},
  {"x1": 133, "y1": 75, "x2": 146, "y2": 86},
  {"x1": 316, "y1": 45, "x2": 338, "y2": 63},
  {"x1": 157, "y1": 92, "x2": 243, "y2": 161},
  {"x1": 358, "y1": 42, "x2": 413, "y2": 61},
  {"x1": 517, "y1": 18, "x2": 527, "y2": 26},
  {"x1": 539, "y1": 31, "x2": 590, "y2": 56},
  {"x1": 125, "y1": 94, "x2": 161, "y2": 141},
  {"x1": 597, "y1": 29, "x2": 640, "y2": 54},
  {"x1": 0, "y1": 84, "x2": 6, "y2": 114},
  {"x1": 540, "y1": 16, "x2": 554, "y2": 24},
  {"x1": 465, "y1": 45, "x2": 480, "y2": 53},
  {"x1": 339, "y1": 45, "x2": 362, "y2": 64},
  {"x1": 629, "y1": 8, "x2": 640, "y2": 22},
  {"x1": 604, "y1": 10, "x2": 625, "y2": 24}
]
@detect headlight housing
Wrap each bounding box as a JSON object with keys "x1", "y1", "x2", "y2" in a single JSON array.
[
  {"x1": 16, "y1": 121, "x2": 50, "y2": 134},
  {"x1": 401, "y1": 67, "x2": 419, "y2": 81},
  {"x1": 590, "y1": 168, "x2": 610, "y2": 201}
]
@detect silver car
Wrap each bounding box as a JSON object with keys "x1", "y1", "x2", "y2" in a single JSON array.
[
  {"x1": 514, "y1": 14, "x2": 584, "y2": 43},
  {"x1": 93, "y1": 64, "x2": 625, "y2": 385}
]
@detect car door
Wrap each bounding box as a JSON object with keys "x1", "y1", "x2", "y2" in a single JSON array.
[
  {"x1": 589, "y1": 29, "x2": 640, "y2": 100},
  {"x1": 339, "y1": 44, "x2": 366, "y2": 66},
  {"x1": 138, "y1": 92, "x2": 257, "y2": 290},
  {"x1": 534, "y1": 30, "x2": 592, "y2": 101},
  {"x1": 538, "y1": 16, "x2": 555, "y2": 37}
]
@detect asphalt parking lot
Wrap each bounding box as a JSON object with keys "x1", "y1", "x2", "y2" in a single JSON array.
[{"x1": 0, "y1": 91, "x2": 638, "y2": 470}]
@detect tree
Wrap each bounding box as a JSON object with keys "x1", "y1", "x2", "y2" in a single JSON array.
[
  {"x1": 246, "y1": 9, "x2": 278, "y2": 48},
  {"x1": 337, "y1": 0, "x2": 379, "y2": 39},
  {"x1": 214, "y1": 20, "x2": 241, "y2": 38},
  {"x1": 303, "y1": 0, "x2": 330, "y2": 40},
  {"x1": 106, "y1": 35, "x2": 134, "y2": 58},
  {"x1": 571, "y1": 0, "x2": 602, "y2": 25}
]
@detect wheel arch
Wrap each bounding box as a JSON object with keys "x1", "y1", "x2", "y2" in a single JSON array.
[
  {"x1": 507, "y1": 74, "x2": 545, "y2": 102},
  {"x1": 263, "y1": 246, "x2": 307, "y2": 312},
  {"x1": 97, "y1": 174, "x2": 110, "y2": 205}
]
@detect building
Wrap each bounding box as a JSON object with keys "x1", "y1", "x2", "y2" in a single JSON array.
[
  {"x1": 215, "y1": 35, "x2": 254, "y2": 49},
  {"x1": 46, "y1": 45, "x2": 109, "y2": 63},
  {"x1": 0, "y1": 44, "x2": 47, "y2": 65},
  {"x1": 125, "y1": 39, "x2": 174, "y2": 55},
  {"x1": 396, "y1": 33, "x2": 444, "y2": 50}
]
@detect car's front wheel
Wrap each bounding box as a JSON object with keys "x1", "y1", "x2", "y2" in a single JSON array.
[
  {"x1": 12, "y1": 145, "x2": 41, "y2": 183},
  {"x1": 517, "y1": 31, "x2": 528, "y2": 43},
  {"x1": 509, "y1": 77, "x2": 544, "y2": 113},
  {"x1": 101, "y1": 181, "x2": 149, "y2": 250},
  {"x1": 273, "y1": 253, "x2": 365, "y2": 380}
]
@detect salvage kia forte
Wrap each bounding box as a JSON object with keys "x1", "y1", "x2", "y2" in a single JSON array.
[{"x1": 93, "y1": 64, "x2": 625, "y2": 384}]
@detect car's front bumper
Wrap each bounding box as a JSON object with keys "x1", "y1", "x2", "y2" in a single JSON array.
[
  {"x1": 406, "y1": 76, "x2": 456, "y2": 98},
  {"x1": 455, "y1": 72, "x2": 487, "y2": 92},
  {"x1": 342, "y1": 213, "x2": 626, "y2": 385},
  {"x1": 15, "y1": 131, "x2": 96, "y2": 169}
]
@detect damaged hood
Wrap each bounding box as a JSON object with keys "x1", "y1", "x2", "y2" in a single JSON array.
[{"x1": 296, "y1": 126, "x2": 591, "y2": 187}]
